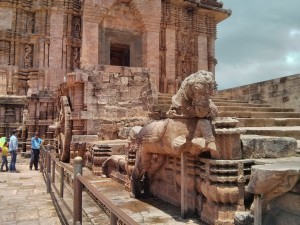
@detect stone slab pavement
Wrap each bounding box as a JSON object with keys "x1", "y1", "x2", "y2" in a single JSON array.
[
  {"x1": 0, "y1": 156, "x2": 62, "y2": 225},
  {"x1": 0, "y1": 155, "x2": 203, "y2": 225}
]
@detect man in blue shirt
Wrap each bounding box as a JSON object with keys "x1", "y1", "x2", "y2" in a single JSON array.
[
  {"x1": 30, "y1": 132, "x2": 43, "y2": 170},
  {"x1": 9, "y1": 130, "x2": 18, "y2": 172}
]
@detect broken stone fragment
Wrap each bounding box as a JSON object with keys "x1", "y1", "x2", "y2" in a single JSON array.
[
  {"x1": 241, "y1": 135, "x2": 297, "y2": 158},
  {"x1": 247, "y1": 160, "x2": 300, "y2": 209},
  {"x1": 234, "y1": 211, "x2": 254, "y2": 225}
]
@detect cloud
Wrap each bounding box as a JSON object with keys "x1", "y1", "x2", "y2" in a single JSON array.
[
  {"x1": 289, "y1": 29, "x2": 300, "y2": 38},
  {"x1": 216, "y1": 0, "x2": 300, "y2": 90}
]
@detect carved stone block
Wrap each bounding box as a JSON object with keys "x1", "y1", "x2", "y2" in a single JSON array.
[{"x1": 241, "y1": 135, "x2": 297, "y2": 158}]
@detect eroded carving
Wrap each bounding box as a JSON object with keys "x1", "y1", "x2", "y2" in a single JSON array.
[
  {"x1": 72, "y1": 47, "x2": 80, "y2": 69},
  {"x1": 24, "y1": 44, "x2": 33, "y2": 68},
  {"x1": 26, "y1": 13, "x2": 35, "y2": 33},
  {"x1": 72, "y1": 16, "x2": 81, "y2": 39}
]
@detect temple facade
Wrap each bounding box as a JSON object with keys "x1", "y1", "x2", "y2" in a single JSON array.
[{"x1": 0, "y1": 0, "x2": 230, "y2": 151}]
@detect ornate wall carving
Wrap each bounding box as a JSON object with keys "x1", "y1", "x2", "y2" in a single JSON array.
[
  {"x1": 72, "y1": 47, "x2": 80, "y2": 70},
  {"x1": 26, "y1": 12, "x2": 35, "y2": 34},
  {"x1": 24, "y1": 44, "x2": 33, "y2": 68},
  {"x1": 72, "y1": 16, "x2": 81, "y2": 39},
  {"x1": 159, "y1": 1, "x2": 218, "y2": 93}
]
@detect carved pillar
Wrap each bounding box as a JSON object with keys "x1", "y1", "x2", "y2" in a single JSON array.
[
  {"x1": 207, "y1": 36, "x2": 215, "y2": 75},
  {"x1": 72, "y1": 82, "x2": 84, "y2": 135},
  {"x1": 39, "y1": 39, "x2": 45, "y2": 69},
  {"x1": 81, "y1": 21, "x2": 98, "y2": 67},
  {"x1": 0, "y1": 106, "x2": 5, "y2": 137},
  {"x1": 207, "y1": 16, "x2": 217, "y2": 77},
  {"x1": 197, "y1": 34, "x2": 208, "y2": 71},
  {"x1": 165, "y1": 27, "x2": 176, "y2": 94},
  {"x1": 26, "y1": 99, "x2": 37, "y2": 151},
  {"x1": 48, "y1": 10, "x2": 65, "y2": 90},
  {"x1": 159, "y1": 25, "x2": 166, "y2": 93}
]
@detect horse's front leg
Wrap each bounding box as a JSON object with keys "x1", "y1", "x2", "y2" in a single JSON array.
[{"x1": 130, "y1": 145, "x2": 152, "y2": 198}]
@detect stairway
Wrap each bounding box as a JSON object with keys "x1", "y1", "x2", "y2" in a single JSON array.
[{"x1": 155, "y1": 93, "x2": 300, "y2": 143}]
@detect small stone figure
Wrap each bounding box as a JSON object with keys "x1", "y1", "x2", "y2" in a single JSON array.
[
  {"x1": 73, "y1": 47, "x2": 80, "y2": 69},
  {"x1": 24, "y1": 44, "x2": 33, "y2": 68},
  {"x1": 73, "y1": 17, "x2": 81, "y2": 39}
]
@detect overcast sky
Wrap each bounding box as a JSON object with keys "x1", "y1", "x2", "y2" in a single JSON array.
[{"x1": 215, "y1": 0, "x2": 300, "y2": 90}]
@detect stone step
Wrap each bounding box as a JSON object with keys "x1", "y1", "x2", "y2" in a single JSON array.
[
  {"x1": 218, "y1": 106, "x2": 294, "y2": 112},
  {"x1": 210, "y1": 97, "x2": 229, "y2": 100},
  {"x1": 210, "y1": 99, "x2": 250, "y2": 104},
  {"x1": 153, "y1": 104, "x2": 170, "y2": 112},
  {"x1": 238, "y1": 118, "x2": 300, "y2": 127},
  {"x1": 157, "y1": 100, "x2": 172, "y2": 105},
  {"x1": 157, "y1": 100, "x2": 273, "y2": 108},
  {"x1": 158, "y1": 96, "x2": 172, "y2": 102},
  {"x1": 157, "y1": 94, "x2": 229, "y2": 101},
  {"x1": 219, "y1": 111, "x2": 300, "y2": 118},
  {"x1": 157, "y1": 97, "x2": 246, "y2": 104},
  {"x1": 239, "y1": 126, "x2": 300, "y2": 139},
  {"x1": 213, "y1": 102, "x2": 272, "y2": 107}
]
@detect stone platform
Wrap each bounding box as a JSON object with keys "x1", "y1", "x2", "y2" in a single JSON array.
[
  {"x1": 0, "y1": 156, "x2": 208, "y2": 225},
  {"x1": 0, "y1": 157, "x2": 61, "y2": 225}
]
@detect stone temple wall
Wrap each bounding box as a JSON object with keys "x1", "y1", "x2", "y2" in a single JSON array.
[
  {"x1": 217, "y1": 74, "x2": 300, "y2": 111},
  {"x1": 60, "y1": 65, "x2": 154, "y2": 141}
]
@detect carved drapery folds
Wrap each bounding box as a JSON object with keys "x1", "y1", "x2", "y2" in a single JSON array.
[{"x1": 24, "y1": 44, "x2": 33, "y2": 68}]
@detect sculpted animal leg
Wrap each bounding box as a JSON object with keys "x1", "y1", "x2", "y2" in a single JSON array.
[
  {"x1": 130, "y1": 146, "x2": 152, "y2": 198},
  {"x1": 193, "y1": 119, "x2": 217, "y2": 153}
]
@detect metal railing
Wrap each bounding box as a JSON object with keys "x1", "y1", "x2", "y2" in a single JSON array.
[{"x1": 40, "y1": 144, "x2": 138, "y2": 225}]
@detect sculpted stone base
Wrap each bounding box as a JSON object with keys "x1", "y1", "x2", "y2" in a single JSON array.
[{"x1": 201, "y1": 200, "x2": 239, "y2": 225}]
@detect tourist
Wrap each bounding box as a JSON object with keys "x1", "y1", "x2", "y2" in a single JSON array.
[
  {"x1": 30, "y1": 132, "x2": 43, "y2": 170},
  {"x1": 1, "y1": 141, "x2": 9, "y2": 172},
  {"x1": 9, "y1": 130, "x2": 18, "y2": 172}
]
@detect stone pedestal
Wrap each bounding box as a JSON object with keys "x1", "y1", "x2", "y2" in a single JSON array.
[{"x1": 198, "y1": 158, "x2": 254, "y2": 225}]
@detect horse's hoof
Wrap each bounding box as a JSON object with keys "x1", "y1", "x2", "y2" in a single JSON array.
[
  {"x1": 192, "y1": 138, "x2": 206, "y2": 148},
  {"x1": 190, "y1": 138, "x2": 206, "y2": 155},
  {"x1": 172, "y1": 135, "x2": 186, "y2": 151},
  {"x1": 207, "y1": 141, "x2": 217, "y2": 152}
]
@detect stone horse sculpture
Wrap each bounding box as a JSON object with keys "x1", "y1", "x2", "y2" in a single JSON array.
[{"x1": 130, "y1": 70, "x2": 218, "y2": 198}]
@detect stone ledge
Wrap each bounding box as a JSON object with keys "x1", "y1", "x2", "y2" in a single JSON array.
[{"x1": 241, "y1": 135, "x2": 297, "y2": 158}]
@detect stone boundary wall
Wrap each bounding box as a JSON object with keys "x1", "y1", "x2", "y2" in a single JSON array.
[{"x1": 217, "y1": 74, "x2": 300, "y2": 111}]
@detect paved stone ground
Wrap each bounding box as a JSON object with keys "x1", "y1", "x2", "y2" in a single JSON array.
[
  {"x1": 0, "y1": 156, "x2": 62, "y2": 225},
  {"x1": 0, "y1": 156, "x2": 208, "y2": 225}
]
